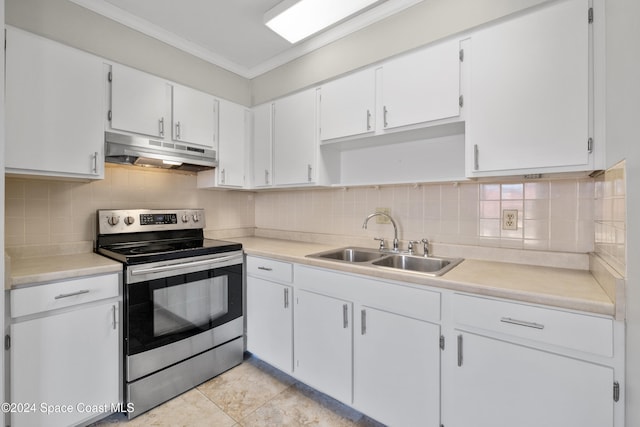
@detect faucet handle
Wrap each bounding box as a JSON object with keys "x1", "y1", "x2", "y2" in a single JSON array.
[
  {"x1": 407, "y1": 240, "x2": 419, "y2": 254},
  {"x1": 421, "y1": 238, "x2": 430, "y2": 257},
  {"x1": 373, "y1": 237, "x2": 386, "y2": 251}
]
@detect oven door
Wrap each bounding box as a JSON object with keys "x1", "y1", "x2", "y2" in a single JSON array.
[{"x1": 125, "y1": 251, "x2": 243, "y2": 382}]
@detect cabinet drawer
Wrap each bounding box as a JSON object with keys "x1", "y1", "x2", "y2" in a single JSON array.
[
  {"x1": 246, "y1": 256, "x2": 293, "y2": 283},
  {"x1": 11, "y1": 274, "x2": 120, "y2": 318},
  {"x1": 453, "y1": 294, "x2": 613, "y2": 357}
]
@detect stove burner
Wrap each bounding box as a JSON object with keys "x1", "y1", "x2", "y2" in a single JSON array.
[{"x1": 128, "y1": 244, "x2": 175, "y2": 254}]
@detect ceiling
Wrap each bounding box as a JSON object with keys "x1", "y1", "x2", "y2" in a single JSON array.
[{"x1": 69, "y1": 0, "x2": 423, "y2": 79}]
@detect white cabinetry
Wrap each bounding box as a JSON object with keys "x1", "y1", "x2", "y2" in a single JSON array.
[
  {"x1": 446, "y1": 293, "x2": 618, "y2": 427},
  {"x1": 294, "y1": 289, "x2": 353, "y2": 404},
  {"x1": 110, "y1": 63, "x2": 169, "y2": 139},
  {"x1": 217, "y1": 99, "x2": 248, "y2": 187},
  {"x1": 5, "y1": 27, "x2": 104, "y2": 179},
  {"x1": 10, "y1": 274, "x2": 121, "y2": 427},
  {"x1": 466, "y1": 0, "x2": 592, "y2": 176},
  {"x1": 273, "y1": 88, "x2": 320, "y2": 186},
  {"x1": 246, "y1": 257, "x2": 293, "y2": 373},
  {"x1": 172, "y1": 84, "x2": 218, "y2": 149},
  {"x1": 252, "y1": 103, "x2": 273, "y2": 187},
  {"x1": 320, "y1": 68, "x2": 376, "y2": 141},
  {"x1": 380, "y1": 38, "x2": 461, "y2": 130}
]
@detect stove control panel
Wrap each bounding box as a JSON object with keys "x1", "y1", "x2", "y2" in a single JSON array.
[{"x1": 97, "y1": 209, "x2": 206, "y2": 234}]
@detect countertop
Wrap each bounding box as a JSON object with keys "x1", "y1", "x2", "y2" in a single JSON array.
[
  {"x1": 7, "y1": 252, "x2": 122, "y2": 289},
  {"x1": 231, "y1": 237, "x2": 615, "y2": 317}
]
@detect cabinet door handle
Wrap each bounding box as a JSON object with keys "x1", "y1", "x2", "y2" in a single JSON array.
[
  {"x1": 54, "y1": 290, "x2": 90, "y2": 300},
  {"x1": 383, "y1": 106, "x2": 389, "y2": 128},
  {"x1": 175, "y1": 121, "x2": 181, "y2": 139},
  {"x1": 159, "y1": 117, "x2": 165, "y2": 137},
  {"x1": 366, "y1": 109, "x2": 372, "y2": 130},
  {"x1": 457, "y1": 334, "x2": 463, "y2": 367},
  {"x1": 500, "y1": 317, "x2": 545, "y2": 330},
  {"x1": 257, "y1": 266, "x2": 272, "y2": 271},
  {"x1": 265, "y1": 169, "x2": 270, "y2": 185},
  {"x1": 221, "y1": 168, "x2": 226, "y2": 184},
  {"x1": 112, "y1": 305, "x2": 117, "y2": 330},
  {"x1": 92, "y1": 151, "x2": 98, "y2": 173},
  {"x1": 283, "y1": 288, "x2": 289, "y2": 309},
  {"x1": 473, "y1": 144, "x2": 479, "y2": 170},
  {"x1": 343, "y1": 304, "x2": 349, "y2": 329},
  {"x1": 361, "y1": 309, "x2": 367, "y2": 335},
  {"x1": 307, "y1": 164, "x2": 313, "y2": 182}
]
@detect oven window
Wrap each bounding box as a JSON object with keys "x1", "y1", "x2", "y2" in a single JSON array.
[
  {"x1": 153, "y1": 276, "x2": 228, "y2": 337},
  {"x1": 126, "y1": 263, "x2": 242, "y2": 356}
]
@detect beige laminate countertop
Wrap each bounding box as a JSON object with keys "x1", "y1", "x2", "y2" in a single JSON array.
[
  {"x1": 231, "y1": 237, "x2": 615, "y2": 317},
  {"x1": 7, "y1": 252, "x2": 122, "y2": 289}
]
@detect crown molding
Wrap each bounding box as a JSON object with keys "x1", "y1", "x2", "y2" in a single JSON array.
[{"x1": 69, "y1": 0, "x2": 423, "y2": 79}]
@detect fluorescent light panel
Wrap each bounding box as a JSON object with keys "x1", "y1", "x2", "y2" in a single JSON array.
[{"x1": 265, "y1": 0, "x2": 382, "y2": 44}]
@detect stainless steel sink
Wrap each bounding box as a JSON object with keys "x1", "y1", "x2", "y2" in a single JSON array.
[
  {"x1": 372, "y1": 254, "x2": 463, "y2": 275},
  {"x1": 306, "y1": 247, "x2": 463, "y2": 276},
  {"x1": 307, "y1": 247, "x2": 387, "y2": 263}
]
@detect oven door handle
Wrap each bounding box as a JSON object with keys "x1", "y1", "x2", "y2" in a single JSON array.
[{"x1": 129, "y1": 254, "x2": 241, "y2": 276}]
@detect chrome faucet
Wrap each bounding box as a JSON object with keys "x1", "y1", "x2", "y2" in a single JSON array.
[{"x1": 362, "y1": 212, "x2": 399, "y2": 252}]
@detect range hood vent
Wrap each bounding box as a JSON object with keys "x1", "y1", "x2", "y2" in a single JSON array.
[{"x1": 104, "y1": 132, "x2": 217, "y2": 172}]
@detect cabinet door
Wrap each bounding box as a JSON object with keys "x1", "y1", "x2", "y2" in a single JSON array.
[
  {"x1": 449, "y1": 332, "x2": 614, "y2": 427},
  {"x1": 172, "y1": 85, "x2": 217, "y2": 149},
  {"x1": 273, "y1": 88, "x2": 318, "y2": 186},
  {"x1": 218, "y1": 99, "x2": 247, "y2": 187},
  {"x1": 11, "y1": 301, "x2": 120, "y2": 427},
  {"x1": 246, "y1": 277, "x2": 293, "y2": 373},
  {"x1": 252, "y1": 103, "x2": 273, "y2": 187},
  {"x1": 320, "y1": 68, "x2": 375, "y2": 141},
  {"x1": 467, "y1": 0, "x2": 589, "y2": 174},
  {"x1": 294, "y1": 289, "x2": 352, "y2": 403},
  {"x1": 110, "y1": 63, "x2": 169, "y2": 138},
  {"x1": 354, "y1": 306, "x2": 441, "y2": 427},
  {"x1": 5, "y1": 28, "x2": 104, "y2": 178},
  {"x1": 381, "y1": 38, "x2": 460, "y2": 130}
]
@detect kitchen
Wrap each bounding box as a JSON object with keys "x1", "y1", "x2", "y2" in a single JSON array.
[{"x1": 1, "y1": 0, "x2": 639, "y2": 426}]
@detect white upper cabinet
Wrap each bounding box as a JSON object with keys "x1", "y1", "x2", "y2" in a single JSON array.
[
  {"x1": 252, "y1": 103, "x2": 273, "y2": 187},
  {"x1": 466, "y1": 0, "x2": 591, "y2": 176},
  {"x1": 110, "y1": 63, "x2": 169, "y2": 139},
  {"x1": 320, "y1": 68, "x2": 376, "y2": 141},
  {"x1": 5, "y1": 27, "x2": 104, "y2": 179},
  {"x1": 273, "y1": 88, "x2": 319, "y2": 186},
  {"x1": 172, "y1": 84, "x2": 218, "y2": 149},
  {"x1": 217, "y1": 99, "x2": 248, "y2": 187},
  {"x1": 381, "y1": 38, "x2": 461, "y2": 130}
]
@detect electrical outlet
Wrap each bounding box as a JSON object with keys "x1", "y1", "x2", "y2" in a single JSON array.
[
  {"x1": 502, "y1": 209, "x2": 518, "y2": 230},
  {"x1": 376, "y1": 208, "x2": 391, "y2": 224}
]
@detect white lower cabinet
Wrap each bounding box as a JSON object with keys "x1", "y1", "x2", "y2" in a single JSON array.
[
  {"x1": 354, "y1": 306, "x2": 440, "y2": 427},
  {"x1": 294, "y1": 289, "x2": 353, "y2": 404},
  {"x1": 10, "y1": 274, "x2": 121, "y2": 427},
  {"x1": 449, "y1": 332, "x2": 613, "y2": 427}
]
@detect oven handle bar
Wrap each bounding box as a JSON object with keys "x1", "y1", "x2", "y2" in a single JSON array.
[{"x1": 130, "y1": 254, "x2": 241, "y2": 276}]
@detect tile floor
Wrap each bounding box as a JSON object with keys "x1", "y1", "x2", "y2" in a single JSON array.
[{"x1": 93, "y1": 355, "x2": 385, "y2": 427}]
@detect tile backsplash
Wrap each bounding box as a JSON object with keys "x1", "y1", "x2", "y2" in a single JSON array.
[
  {"x1": 5, "y1": 165, "x2": 255, "y2": 248},
  {"x1": 255, "y1": 178, "x2": 595, "y2": 253},
  {"x1": 595, "y1": 161, "x2": 626, "y2": 275}
]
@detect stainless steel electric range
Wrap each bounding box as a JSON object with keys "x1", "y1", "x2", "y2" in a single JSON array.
[{"x1": 95, "y1": 209, "x2": 244, "y2": 419}]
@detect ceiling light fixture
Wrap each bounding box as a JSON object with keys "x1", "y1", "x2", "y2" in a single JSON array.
[{"x1": 265, "y1": 0, "x2": 384, "y2": 44}]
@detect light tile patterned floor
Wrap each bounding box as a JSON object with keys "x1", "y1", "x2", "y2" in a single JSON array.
[{"x1": 93, "y1": 355, "x2": 385, "y2": 427}]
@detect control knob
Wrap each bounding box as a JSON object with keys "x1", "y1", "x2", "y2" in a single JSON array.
[
  {"x1": 107, "y1": 215, "x2": 120, "y2": 226},
  {"x1": 124, "y1": 216, "x2": 135, "y2": 226},
  {"x1": 181, "y1": 214, "x2": 190, "y2": 223},
  {"x1": 192, "y1": 213, "x2": 200, "y2": 223}
]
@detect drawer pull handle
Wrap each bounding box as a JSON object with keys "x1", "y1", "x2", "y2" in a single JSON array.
[
  {"x1": 112, "y1": 305, "x2": 117, "y2": 330},
  {"x1": 500, "y1": 317, "x2": 545, "y2": 330},
  {"x1": 361, "y1": 309, "x2": 367, "y2": 335},
  {"x1": 284, "y1": 288, "x2": 289, "y2": 309},
  {"x1": 343, "y1": 304, "x2": 349, "y2": 329},
  {"x1": 457, "y1": 334, "x2": 463, "y2": 367},
  {"x1": 257, "y1": 266, "x2": 273, "y2": 271},
  {"x1": 54, "y1": 290, "x2": 90, "y2": 300}
]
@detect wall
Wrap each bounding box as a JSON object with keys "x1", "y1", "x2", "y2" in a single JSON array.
[
  {"x1": 251, "y1": 0, "x2": 550, "y2": 104},
  {"x1": 604, "y1": 0, "x2": 640, "y2": 424},
  {"x1": 4, "y1": 0, "x2": 251, "y2": 106},
  {"x1": 256, "y1": 178, "x2": 594, "y2": 254},
  {"x1": 4, "y1": 166, "x2": 255, "y2": 250}
]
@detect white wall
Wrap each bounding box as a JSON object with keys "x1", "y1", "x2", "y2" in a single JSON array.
[
  {"x1": 5, "y1": 0, "x2": 252, "y2": 106},
  {"x1": 604, "y1": 1, "x2": 640, "y2": 424}
]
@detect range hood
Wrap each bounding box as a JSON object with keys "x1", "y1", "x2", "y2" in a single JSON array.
[{"x1": 104, "y1": 132, "x2": 217, "y2": 172}]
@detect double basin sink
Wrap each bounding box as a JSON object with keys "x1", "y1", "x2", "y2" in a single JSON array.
[{"x1": 306, "y1": 247, "x2": 463, "y2": 276}]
